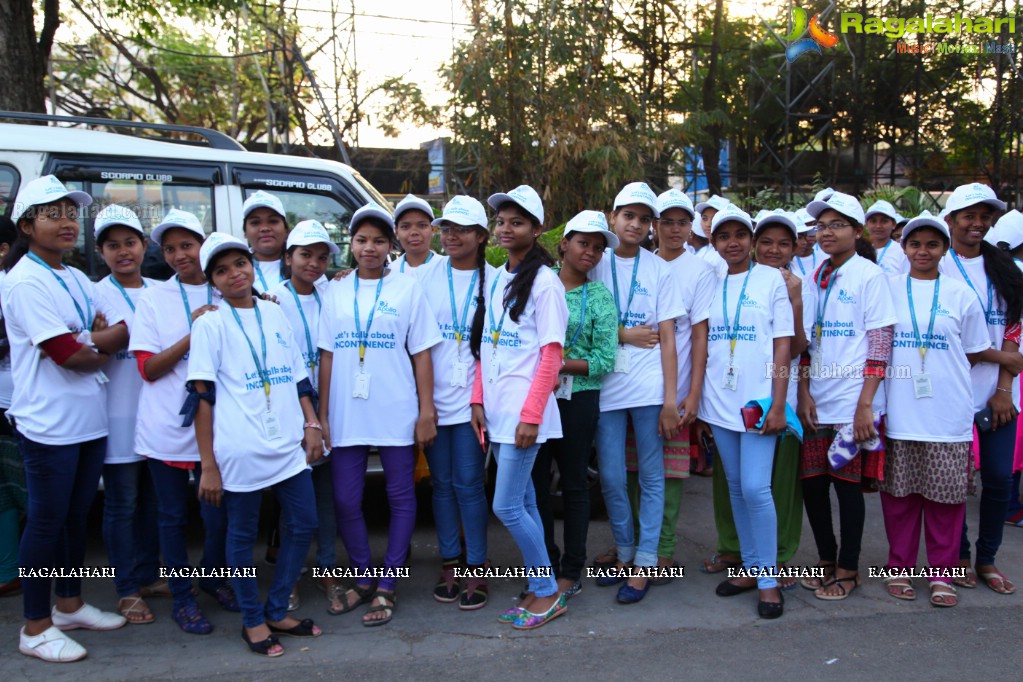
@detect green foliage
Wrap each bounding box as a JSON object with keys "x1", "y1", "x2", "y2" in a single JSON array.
[{"x1": 485, "y1": 245, "x2": 508, "y2": 268}]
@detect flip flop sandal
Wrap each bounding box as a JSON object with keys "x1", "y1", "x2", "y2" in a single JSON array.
[
  {"x1": 362, "y1": 592, "x2": 395, "y2": 627},
  {"x1": 814, "y1": 575, "x2": 860, "y2": 601},
  {"x1": 700, "y1": 553, "x2": 742, "y2": 575},
  {"x1": 929, "y1": 583, "x2": 958, "y2": 608},
  {"x1": 953, "y1": 563, "x2": 977, "y2": 589},
  {"x1": 884, "y1": 577, "x2": 916, "y2": 601},
  {"x1": 592, "y1": 547, "x2": 618, "y2": 569},
  {"x1": 330, "y1": 582, "x2": 376, "y2": 615},
  {"x1": 118, "y1": 596, "x2": 156, "y2": 624},
  {"x1": 978, "y1": 570, "x2": 1016, "y2": 595},
  {"x1": 800, "y1": 562, "x2": 836, "y2": 590}
]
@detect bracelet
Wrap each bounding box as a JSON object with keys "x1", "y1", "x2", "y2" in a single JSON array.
[
  {"x1": 304, "y1": 422, "x2": 322, "y2": 430},
  {"x1": 996, "y1": 388, "x2": 1012, "y2": 394}
]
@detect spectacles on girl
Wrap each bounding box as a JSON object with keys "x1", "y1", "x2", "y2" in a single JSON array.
[
  {"x1": 817, "y1": 221, "x2": 853, "y2": 232},
  {"x1": 438, "y1": 224, "x2": 481, "y2": 235}
]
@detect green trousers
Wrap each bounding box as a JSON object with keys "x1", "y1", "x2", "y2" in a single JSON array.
[{"x1": 627, "y1": 474, "x2": 684, "y2": 560}]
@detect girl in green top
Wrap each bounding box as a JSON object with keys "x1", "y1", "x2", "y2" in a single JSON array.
[{"x1": 530, "y1": 211, "x2": 619, "y2": 598}]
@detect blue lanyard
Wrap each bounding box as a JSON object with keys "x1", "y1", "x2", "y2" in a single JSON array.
[
  {"x1": 610, "y1": 252, "x2": 641, "y2": 329},
  {"x1": 814, "y1": 259, "x2": 845, "y2": 347},
  {"x1": 285, "y1": 281, "x2": 321, "y2": 369},
  {"x1": 907, "y1": 275, "x2": 940, "y2": 371},
  {"x1": 722, "y1": 264, "x2": 754, "y2": 359},
  {"x1": 110, "y1": 277, "x2": 147, "y2": 313},
  {"x1": 488, "y1": 273, "x2": 512, "y2": 348},
  {"x1": 878, "y1": 240, "x2": 893, "y2": 265},
  {"x1": 565, "y1": 282, "x2": 588, "y2": 351},
  {"x1": 177, "y1": 276, "x2": 213, "y2": 329},
  {"x1": 399, "y1": 251, "x2": 433, "y2": 273},
  {"x1": 254, "y1": 261, "x2": 280, "y2": 292},
  {"x1": 28, "y1": 253, "x2": 91, "y2": 329},
  {"x1": 447, "y1": 261, "x2": 478, "y2": 354},
  {"x1": 353, "y1": 272, "x2": 384, "y2": 366},
  {"x1": 795, "y1": 257, "x2": 806, "y2": 276},
  {"x1": 228, "y1": 302, "x2": 271, "y2": 409},
  {"x1": 950, "y1": 250, "x2": 993, "y2": 319}
]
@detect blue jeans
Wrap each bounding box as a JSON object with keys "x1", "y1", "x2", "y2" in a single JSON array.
[
  {"x1": 102, "y1": 461, "x2": 161, "y2": 598},
  {"x1": 424, "y1": 422, "x2": 489, "y2": 565},
  {"x1": 147, "y1": 459, "x2": 229, "y2": 607},
  {"x1": 17, "y1": 434, "x2": 105, "y2": 620},
  {"x1": 596, "y1": 406, "x2": 664, "y2": 567},
  {"x1": 710, "y1": 426, "x2": 779, "y2": 590},
  {"x1": 225, "y1": 469, "x2": 317, "y2": 628},
  {"x1": 960, "y1": 419, "x2": 1017, "y2": 565},
  {"x1": 492, "y1": 442, "x2": 557, "y2": 597},
  {"x1": 311, "y1": 463, "x2": 337, "y2": 569}
]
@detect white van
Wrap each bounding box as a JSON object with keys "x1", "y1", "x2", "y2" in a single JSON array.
[{"x1": 0, "y1": 113, "x2": 389, "y2": 277}]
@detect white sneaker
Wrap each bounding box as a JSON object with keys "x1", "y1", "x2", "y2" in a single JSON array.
[
  {"x1": 19, "y1": 626, "x2": 87, "y2": 662},
  {"x1": 51, "y1": 603, "x2": 127, "y2": 631}
]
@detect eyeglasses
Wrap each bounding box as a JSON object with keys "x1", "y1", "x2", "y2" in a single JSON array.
[
  {"x1": 816, "y1": 221, "x2": 853, "y2": 232},
  {"x1": 438, "y1": 224, "x2": 480, "y2": 235},
  {"x1": 658, "y1": 219, "x2": 692, "y2": 228}
]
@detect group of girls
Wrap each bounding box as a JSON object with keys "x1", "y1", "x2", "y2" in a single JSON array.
[{"x1": 3, "y1": 174, "x2": 1022, "y2": 663}]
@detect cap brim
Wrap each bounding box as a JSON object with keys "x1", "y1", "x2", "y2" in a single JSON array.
[
  {"x1": 711, "y1": 215, "x2": 753, "y2": 234},
  {"x1": 901, "y1": 219, "x2": 949, "y2": 243},
  {"x1": 864, "y1": 209, "x2": 899, "y2": 222},
  {"x1": 754, "y1": 217, "x2": 798, "y2": 239},
  {"x1": 487, "y1": 193, "x2": 542, "y2": 224},
  {"x1": 201, "y1": 242, "x2": 251, "y2": 272},
  {"x1": 243, "y1": 201, "x2": 285, "y2": 220},
  {"x1": 432, "y1": 215, "x2": 487, "y2": 229},
  {"x1": 691, "y1": 224, "x2": 708, "y2": 239},
  {"x1": 151, "y1": 221, "x2": 204, "y2": 244},
  {"x1": 657, "y1": 203, "x2": 695, "y2": 219}
]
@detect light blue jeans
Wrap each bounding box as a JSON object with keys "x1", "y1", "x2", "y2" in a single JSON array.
[
  {"x1": 596, "y1": 405, "x2": 664, "y2": 567},
  {"x1": 710, "y1": 426, "x2": 779, "y2": 589},
  {"x1": 491, "y1": 442, "x2": 557, "y2": 598},
  {"x1": 424, "y1": 422, "x2": 489, "y2": 565}
]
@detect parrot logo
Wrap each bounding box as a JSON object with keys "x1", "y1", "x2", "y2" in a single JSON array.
[{"x1": 782, "y1": 7, "x2": 839, "y2": 62}]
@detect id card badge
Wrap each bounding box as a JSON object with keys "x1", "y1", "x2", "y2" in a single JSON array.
[
  {"x1": 722, "y1": 363, "x2": 738, "y2": 391},
  {"x1": 913, "y1": 372, "x2": 933, "y2": 399},
  {"x1": 450, "y1": 359, "x2": 470, "y2": 388},
  {"x1": 811, "y1": 348, "x2": 823, "y2": 377},
  {"x1": 261, "y1": 411, "x2": 283, "y2": 440},
  {"x1": 614, "y1": 346, "x2": 631, "y2": 374},
  {"x1": 353, "y1": 370, "x2": 371, "y2": 400},
  {"x1": 488, "y1": 353, "x2": 500, "y2": 383},
  {"x1": 95, "y1": 370, "x2": 110, "y2": 385},
  {"x1": 555, "y1": 374, "x2": 574, "y2": 400}
]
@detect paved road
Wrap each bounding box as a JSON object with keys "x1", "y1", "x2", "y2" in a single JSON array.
[{"x1": 1, "y1": 475, "x2": 1020, "y2": 680}]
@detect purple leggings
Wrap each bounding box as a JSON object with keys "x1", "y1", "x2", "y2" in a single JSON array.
[{"x1": 330, "y1": 445, "x2": 416, "y2": 591}]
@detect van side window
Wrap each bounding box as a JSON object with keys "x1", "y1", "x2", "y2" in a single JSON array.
[
  {"x1": 243, "y1": 189, "x2": 354, "y2": 267},
  {"x1": 0, "y1": 165, "x2": 20, "y2": 217}
]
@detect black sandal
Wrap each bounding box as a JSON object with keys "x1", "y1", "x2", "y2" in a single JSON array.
[
  {"x1": 268, "y1": 617, "x2": 322, "y2": 638},
  {"x1": 330, "y1": 582, "x2": 376, "y2": 615},
  {"x1": 362, "y1": 591, "x2": 396, "y2": 627},
  {"x1": 241, "y1": 627, "x2": 284, "y2": 657}
]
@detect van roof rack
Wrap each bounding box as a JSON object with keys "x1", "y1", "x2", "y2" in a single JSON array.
[{"x1": 0, "y1": 111, "x2": 245, "y2": 152}]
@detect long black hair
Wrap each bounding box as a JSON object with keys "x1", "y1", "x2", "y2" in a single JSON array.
[
  {"x1": 3, "y1": 207, "x2": 37, "y2": 272},
  {"x1": 0, "y1": 216, "x2": 18, "y2": 362},
  {"x1": 469, "y1": 236, "x2": 489, "y2": 361},
  {"x1": 980, "y1": 240, "x2": 1023, "y2": 326}
]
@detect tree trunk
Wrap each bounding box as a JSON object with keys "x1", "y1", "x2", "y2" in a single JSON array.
[
  {"x1": 699, "y1": 0, "x2": 724, "y2": 195},
  {"x1": 0, "y1": 0, "x2": 60, "y2": 114}
]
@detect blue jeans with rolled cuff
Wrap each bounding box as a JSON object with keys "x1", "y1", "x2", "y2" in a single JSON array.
[
  {"x1": 960, "y1": 419, "x2": 1017, "y2": 566},
  {"x1": 424, "y1": 422, "x2": 489, "y2": 565}
]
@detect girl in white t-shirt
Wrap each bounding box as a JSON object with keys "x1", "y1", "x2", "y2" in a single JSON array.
[
  {"x1": 469, "y1": 186, "x2": 568, "y2": 629},
  {"x1": 243, "y1": 191, "x2": 289, "y2": 293},
  {"x1": 269, "y1": 220, "x2": 341, "y2": 613},
  {"x1": 188, "y1": 233, "x2": 323, "y2": 657},
  {"x1": 93, "y1": 206, "x2": 161, "y2": 625},
  {"x1": 879, "y1": 214, "x2": 991, "y2": 607},
  {"x1": 797, "y1": 192, "x2": 897, "y2": 601},
  {"x1": 590, "y1": 182, "x2": 683, "y2": 605},
  {"x1": 392, "y1": 194, "x2": 438, "y2": 272},
  {"x1": 129, "y1": 210, "x2": 234, "y2": 635},
  {"x1": 865, "y1": 201, "x2": 909, "y2": 275},
  {"x1": 415, "y1": 196, "x2": 493, "y2": 610},
  {"x1": 696, "y1": 206, "x2": 792, "y2": 619},
  {"x1": 318, "y1": 204, "x2": 441, "y2": 627},
  {"x1": 4, "y1": 176, "x2": 129, "y2": 662},
  {"x1": 0, "y1": 216, "x2": 22, "y2": 602}
]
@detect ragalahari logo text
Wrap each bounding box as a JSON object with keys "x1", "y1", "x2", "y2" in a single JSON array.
[{"x1": 782, "y1": 7, "x2": 839, "y2": 62}]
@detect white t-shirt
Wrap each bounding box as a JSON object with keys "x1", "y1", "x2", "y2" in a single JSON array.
[
  {"x1": 885, "y1": 274, "x2": 990, "y2": 442},
  {"x1": 97, "y1": 276, "x2": 158, "y2": 464},
  {"x1": 791, "y1": 252, "x2": 820, "y2": 280},
  {"x1": 0, "y1": 271, "x2": 13, "y2": 410},
  {"x1": 187, "y1": 299, "x2": 310, "y2": 492},
  {"x1": 395, "y1": 252, "x2": 443, "y2": 275},
  {"x1": 1, "y1": 256, "x2": 124, "y2": 445},
  {"x1": 660, "y1": 251, "x2": 714, "y2": 404},
  {"x1": 479, "y1": 264, "x2": 567, "y2": 444},
  {"x1": 591, "y1": 248, "x2": 687, "y2": 411},
  {"x1": 801, "y1": 254, "x2": 898, "y2": 424},
  {"x1": 695, "y1": 244, "x2": 728, "y2": 278},
  {"x1": 253, "y1": 259, "x2": 285, "y2": 293},
  {"x1": 270, "y1": 279, "x2": 330, "y2": 391},
  {"x1": 416, "y1": 260, "x2": 496, "y2": 426},
  {"x1": 130, "y1": 277, "x2": 222, "y2": 461},
  {"x1": 875, "y1": 240, "x2": 909, "y2": 275},
  {"x1": 318, "y1": 270, "x2": 441, "y2": 447},
  {"x1": 939, "y1": 251, "x2": 1008, "y2": 412},
  {"x1": 699, "y1": 264, "x2": 793, "y2": 431}
]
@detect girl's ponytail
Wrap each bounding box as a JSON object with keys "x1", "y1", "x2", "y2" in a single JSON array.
[
  {"x1": 470, "y1": 239, "x2": 488, "y2": 361},
  {"x1": 981, "y1": 240, "x2": 1023, "y2": 326}
]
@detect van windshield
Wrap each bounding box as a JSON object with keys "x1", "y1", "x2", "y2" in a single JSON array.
[{"x1": 243, "y1": 188, "x2": 353, "y2": 269}]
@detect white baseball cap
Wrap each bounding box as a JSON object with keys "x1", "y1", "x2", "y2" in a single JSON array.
[
  {"x1": 94, "y1": 204, "x2": 145, "y2": 241},
  {"x1": 945, "y1": 183, "x2": 1006, "y2": 214},
  {"x1": 488, "y1": 185, "x2": 544, "y2": 224},
  {"x1": 938, "y1": 207, "x2": 951, "y2": 223},
  {"x1": 613, "y1": 182, "x2": 659, "y2": 218},
  {"x1": 12, "y1": 175, "x2": 92, "y2": 223},
  {"x1": 901, "y1": 210, "x2": 950, "y2": 244},
  {"x1": 242, "y1": 190, "x2": 286, "y2": 221},
  {"x1": 695, "y1": 194, "x2": 730, "y2": 216},
  {"x1": 349, "y1": 202, "x2": 396, "y2": 236},
  {"x1": 151, "y1": 209, "x2": 206, "y2": 244},
  {"x1": 199, "y1": 232, "x2": 251, "y2": 272},
  {"x1": 813, "y1": 187, "x2": 836, "y2": 202},
  {"x1": 984, "y1": 209, "x2": 1023, "y2": 251},
  {"x1": 753, "y1": 209, "x2": 799, "y2": 240},
  {"x1": 393, "y1": 194, "x2": 434, "y2": 223},
  {"x1": 895, "y1": 213, "x2": 909, "y2": 226},
  {"x1": 794, "y1": 208, "x2": 815, "y2": 233},
  {"x1": 864, "y1": 199, "x2": 900, "y2": 223},
  {"x1": 710, "y1": 204, "x2": 754, "y2": 235},
  {"x1": 287, "y1": 219, "x2": 340, "y2": 255},
  {"x1": 807, "y1": 191, "x2": 865, "y2": 225},
  {"x1": 655, "y1": 189, "x2": 695, "y2": 220},
  {"x1": 564, "y1": 210, "x2": 620, "y2": 250},
  {"x1": 432, "y1": 195, "x2": 488, "y2": 229},
  {"x1": 752, "y1": 209, "x2": 772, "y2": 225}
]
